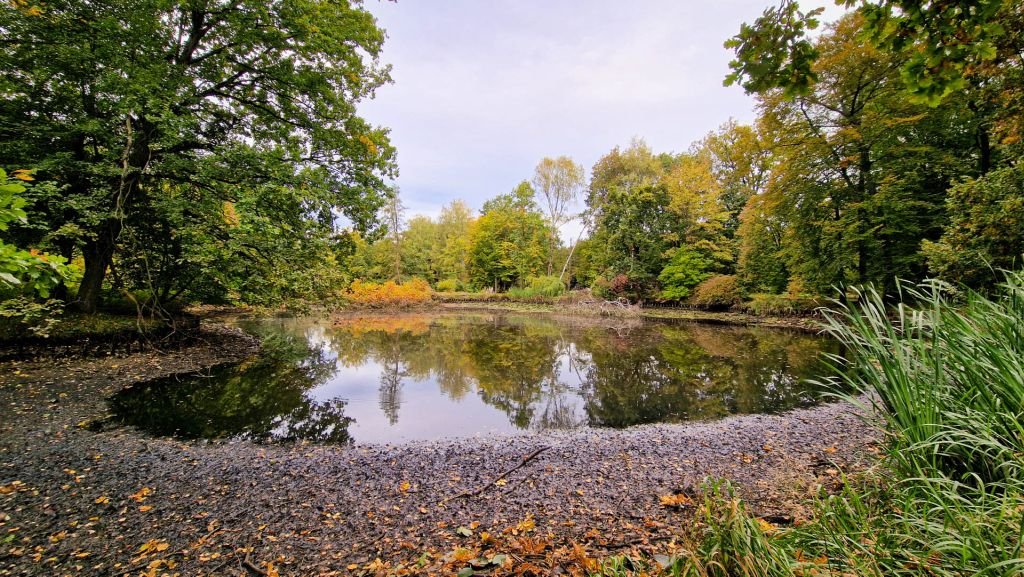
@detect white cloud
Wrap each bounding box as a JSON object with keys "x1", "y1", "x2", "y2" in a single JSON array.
[{"x1": 359, "y1": 0, "x2": 847, "y2": 235}]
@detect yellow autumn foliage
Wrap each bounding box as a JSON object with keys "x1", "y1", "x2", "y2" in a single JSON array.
[{"x1": 344, "y1": 278, "x2": 432, "y2": 308}]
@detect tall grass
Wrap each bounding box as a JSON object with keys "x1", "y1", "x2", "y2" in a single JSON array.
[
  {"x1": 596, "y1": 271, "x2": 1024, "y2": 577},
  {"x1": 819, "y1": 274, "x2": 1024, "y2": 484}
]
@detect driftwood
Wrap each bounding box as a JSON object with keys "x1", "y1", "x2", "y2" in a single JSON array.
[{"x1": 447, "y1": 446, "x2": 551, "y2": 502}]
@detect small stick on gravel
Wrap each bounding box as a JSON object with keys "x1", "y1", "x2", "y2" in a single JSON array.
[
  {"x1": 447, "y1": 446, "x2": 550, "y2": 502},
  {"x1": 242, "y1": 552, "x2": 267, "y2": 576}
]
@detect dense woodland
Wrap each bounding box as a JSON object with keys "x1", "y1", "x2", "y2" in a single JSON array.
[{"x1": 1, "y1": 0, "x2": 1023, "y2": 322}]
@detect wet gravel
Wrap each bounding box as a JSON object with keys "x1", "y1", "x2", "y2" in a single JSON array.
[{"x1": 0, "y1": 324, "x2": 880, "y2": 576}]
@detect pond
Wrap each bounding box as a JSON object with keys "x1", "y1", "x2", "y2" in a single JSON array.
[{"x1": 110, "y1": 312, "x2": 842, "y2": 445}]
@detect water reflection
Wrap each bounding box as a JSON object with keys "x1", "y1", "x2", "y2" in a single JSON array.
[
  {"x1": 110, "y1": 313, "x2": 841, "y2": 444},
  {"x1": 110, "y1": 331, "x2": 353, "y2": 444}
]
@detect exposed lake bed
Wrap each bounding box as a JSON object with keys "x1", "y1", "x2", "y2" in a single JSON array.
[{"x1": 0, "y1": 317, "x2": 879, "y2": 575}]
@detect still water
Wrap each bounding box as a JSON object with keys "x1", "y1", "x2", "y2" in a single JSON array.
[{"x1": 110, "y1": 312, "x2": 841, "y2": 445}]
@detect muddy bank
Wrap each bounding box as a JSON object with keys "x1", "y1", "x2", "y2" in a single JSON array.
[
  {"x1": 0, "y1": 326, "x2": 878, "y2": 576},
  {"x1": 439, "y1": 302, "x2": 822, "y2": 332}
]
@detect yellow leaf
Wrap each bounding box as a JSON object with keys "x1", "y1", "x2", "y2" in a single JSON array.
[
  {"x1": 494, "y1": 478, "x2": 507, "y2": 486},
  {"x1": 515, "y1": 515, "x2": 536, "y2": 534},
  {"x1": 399, "y1": 481, "x2": 411, "y2": 493},
  {"x1": 11, "y1": 169, "x2": 34, "y2": 182},
  {"x1": 757, "y1": 519, "x2": 778, "y2": 534},
  {"x1": 138, "y1": 505, "x2": 153, "y2": 512},
  {"x1": 94, "y1": 496, "x2": 110, "y2": 504},
  {"x1": 129, "y1": 487, "x2": 153, "y2": 502},
  {"x1": 266, "y1": 561, "x2": 280, "y2": 577},
  {"x1": 659, "y1": 493, "x2": 694, "y2": 508}
]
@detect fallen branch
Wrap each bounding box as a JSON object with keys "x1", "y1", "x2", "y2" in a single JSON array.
[
  {"x1": 447, "y1": 446, "x2": 550, "y2": 501},
  {"x1": 242, "y1": 552, "x2": 267, "y2": 576}
]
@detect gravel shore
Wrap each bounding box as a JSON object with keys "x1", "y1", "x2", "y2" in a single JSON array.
[{"x1": 0, "y1": 325, "x2": 879, "y2": 576}]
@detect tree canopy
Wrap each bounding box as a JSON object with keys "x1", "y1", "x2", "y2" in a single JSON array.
[{"x1": 0, "y1": 0, "x2": 395, "y2": 311}]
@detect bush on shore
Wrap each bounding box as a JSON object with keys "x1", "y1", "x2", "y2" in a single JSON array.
[{"x1": 344, "y1": 278, "x2": 432, "y2": 308}]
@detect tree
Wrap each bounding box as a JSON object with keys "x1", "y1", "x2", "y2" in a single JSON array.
[
  {"x1": 469, "y1": 183, "x2": 552, "y2": 291},
  {"x1": 701, "y1": 120, "x2": 772, "y2": 238},
  {"x1": 726, "y1": 0, "x2": 1008, "y2": 105},
  {"x1": 531, "y1": 156, "x2": 584, "y2": 274},
  {"x1": 0, "y1": 0, "x2": 395, "y2": 312},
  {"x1": 401, "y1": 215, "x2": 440, "y2": 282},
  {"x1": 922, "y1": 164, "x2": 1024, "y2": 288},
  {"x1": 436, "y1": 200, "x2": 475, "y2": 284},
  {"x1": 383, "y1": 189, "x2": 405, "y2": 282},
  {"x1": 658, "y1": 247, "x2": 712, "y2": 301},
  {"x1": 662, "y1": 148, "x2": 732, "y2": 269}
]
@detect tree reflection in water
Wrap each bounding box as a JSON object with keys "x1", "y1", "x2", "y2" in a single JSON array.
[
  {"x1": 327, "y1": 313, "x2": 839, "y2": 431},
  {"x1": 110, "y1": 328, "x2": 353, "y2": 444},
  {"x1": 111, "y1": 313, "x2": 841, "y2": 444}
]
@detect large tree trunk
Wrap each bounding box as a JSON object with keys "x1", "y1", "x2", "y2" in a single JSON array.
[{"x1": 76, "y1": 220, "x2": 119, "y2": 314}]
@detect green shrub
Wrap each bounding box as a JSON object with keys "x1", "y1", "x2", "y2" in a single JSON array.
[
  {"x1": 435, "y1": 278, "x2": 461, "y2": 292},
  {"x1": 689, "y1": 275, "x2": 742, "y2": 310},
  {"x1": 507, "y1": 275, "x2": 566, "y2": 299},
  {"x1": 658, "y1": 248, "x2": 712, "y2": 301}
]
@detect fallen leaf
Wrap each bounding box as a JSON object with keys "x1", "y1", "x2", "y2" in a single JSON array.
[
  {"x1": 659, "y1": 493, "x2": 694, "y2": 508},
  {"x1": 129, "y1": 487, "x2": 153, "y2": 503}
]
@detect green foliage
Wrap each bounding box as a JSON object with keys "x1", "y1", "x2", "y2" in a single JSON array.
[
  {"x1": 689, "y1": 275, "x2": 742, "y2": 310},
  {"x1": 0, "y1": 297, "x2": 63, "y2": 339},
  {"x1": 469, "y1": 183, "x2": 553, "y2": 290},
  {"x1": 854, "y1": 0, "x2": 1006, "y2": 105},
  {"x1": 923, "y1": 163, "x2": 1024, "y2": 289},
  {"x1": 658, "y1": 248, "x2": 712, "y2": 302},
  {"x1": 724, "y1": 0, "x2": 824, "y2": 97},
  {"x1": 0, "y1": 169, "x2": 67, "y2": 298},
  {"x1": 0, "y1": 0, "x2": 395, "y2": 311},
  {"x1": 727, "y1": 0, "x2": 1007, "y2": 106},
  {"x1": 506, "y1": 275, "x2": 566, "y2": 299},
  {"x1": 435, "y1": 278, "x2": 462, "y2": 293}
]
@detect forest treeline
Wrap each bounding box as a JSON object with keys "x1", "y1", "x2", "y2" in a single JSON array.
[
  {"x1": 1, "y1": 1, "x2": 1023, "y2": 320},
  {"x1": 353, "y1": 8, "x2": 1024, "y2": 307}
]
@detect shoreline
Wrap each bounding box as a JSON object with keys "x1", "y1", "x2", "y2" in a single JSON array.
[{"x1": 0, "y1": 322, "x2": 877, "y2": 575}]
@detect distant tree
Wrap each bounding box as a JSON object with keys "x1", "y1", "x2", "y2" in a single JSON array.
[
  {"x1": 383, "y1": 190, "x2": 405, "y2": 282},
  {"x1": 401, "y1": 215, "x2": 440, "y2": 282},
  {"x1": 469, "y1": 183, "x2": 552, "y2": 291},
  {"x1": 436, "y1": 200, "x2": 475, "y2": 284},
  {"x1": 532, "y1": 156, "x2": 585, "y2": 274}
]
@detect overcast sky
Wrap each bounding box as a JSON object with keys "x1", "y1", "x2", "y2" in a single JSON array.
[{"x1": 359, "y1": 0, "x2": 845, "y2": 237}]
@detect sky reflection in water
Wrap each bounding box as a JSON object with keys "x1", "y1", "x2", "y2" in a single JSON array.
[{"x1": 110, "y1": 313, "x2": 841, "y2": 445}]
